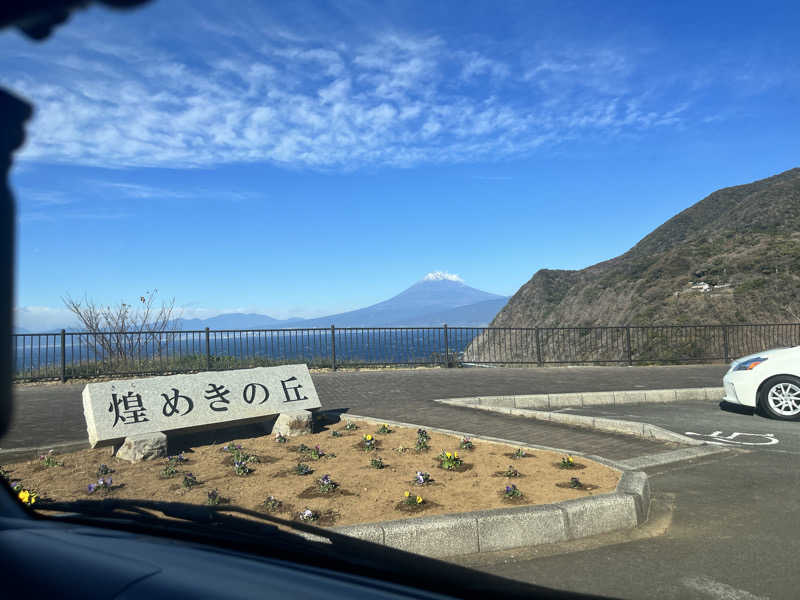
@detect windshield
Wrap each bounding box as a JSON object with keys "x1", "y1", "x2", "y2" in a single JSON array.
[{"x1": 3, "y1": 2, "x2": 800, "y2": 599}]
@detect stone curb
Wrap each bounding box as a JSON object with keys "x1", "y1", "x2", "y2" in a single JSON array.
[
  {"x1": 0, "y1": 440, "x2": 90, "y2": 463},
  {"x1": 327, "y1": 413, "x2": 649, "y2": 559},
  {"x1": 440, "y1": 386, "x2": 724, "y2": 412},
  {"x1": 436, "y1": 398, "x2": 706, "y2": 446}
]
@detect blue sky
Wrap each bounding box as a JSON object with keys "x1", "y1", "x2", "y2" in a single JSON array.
[{"x1": 5, "y1": 0, "x2": 800, "y2": 330}]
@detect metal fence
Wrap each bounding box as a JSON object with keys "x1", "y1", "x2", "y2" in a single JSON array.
[{"x1": 11, "y1": 323, "x2": 800, "y2": 382}]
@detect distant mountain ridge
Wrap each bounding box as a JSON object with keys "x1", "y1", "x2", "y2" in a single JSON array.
[
  {"x1": 294, "y1": 274, "x2": 506, "y2": 328},
  {"x1": 16, "y1": 273, "x2": 508, "y2": 332},
  {"x1": 179, "y1": 273, "x2": 508, "y2": 329}
]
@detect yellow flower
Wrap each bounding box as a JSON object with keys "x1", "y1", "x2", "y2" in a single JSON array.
[
  {"x1": 416, "y1": 496, "x2": 423, "y2": 504},
  {"x1": 568, "y1": 456, "x2": 574, "y2": 464},
  {"x1": 365, "y1": 434, "x2": 372, "y2": 441},
  {"x1": 404, "y1": 491, "x2": 410, "y2": 497},
  {"x1": 18, "y1": 490, "x2": 29, "y2": 504},
  {"x1": 29, "y1": 494, "x2": 37, "y2": 504},
  {"x1": 445, "y1": 452, "x2": 452, "y2": 458},
  {"x1": 454, "y1": 452, "x2": 459, "y2": 459}
]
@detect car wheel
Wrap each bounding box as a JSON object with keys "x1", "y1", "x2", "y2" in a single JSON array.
[{"x1": 759, "y1": 375, "x2": 800, "y2": 421}]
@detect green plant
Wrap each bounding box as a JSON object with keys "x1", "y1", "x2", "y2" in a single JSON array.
[
  {"x1": 160, "y1": 464, "x2": 178, "y2": 479},
  {"x1": 437, "y1": 450, "x2": 463, "y2": 470},
  {"x1": 414, "y1": 471, "x2": 432, "y2": 485},
  {"x1": 331, "y1": 430, "x2": 342, "y2": 438},
  {"x1": 182, "y1": 473, "x2": 199, "y2": 489},
  {"x1": 560, "y1": 455, "x2": 576, "y2": 469},
  {"x1": 504, "y1": 465, "x2": 520, "y2": 477},
  {"x1": 569, "y1": 477, "x2": 583, "y2": 489},
  {"x1": 503, "y1": 484, "x2": 522, "y2": 499},
  {"x1": 299, "y1": 508, "x2": 318, "y2": 522},
  {"x1": 96, "y1": 464, "x2": 113, "y2": 478},
  {"x1": 317, "y1": 474, "x2": 337, "y2": 493},
  {"x1": 166, "y1": 453, "x2": 187, "y2": 466},
  {"x1": 459, "y1": 437, "x2": 474, "y2": 450},
  {"x1": 376, "y1": 423, "x2": 392, "y2": 434},
  {"x1": 344, "y1": 421, "x2": 358, "y2": 431},
  {"x1": 294, "y1": 463, "x2": 313, "y2": 475},
  {"x1": 402, "y1": 491, "x2": 424, "y2": 506},
  {"x1": 39, "y1": 449, "x2": 63, "y2": 467},
  {"x1": 11, "y1": 482, "x2": 39, "y2": 505},
  {"x1": 415, "y1": 429, "x2": 430, "y2": 451},
  {"x1": 370, "y1": 457, "x2": 385, "y2": 469},
  {"x1": 263, "y1": 495, "x2": 282, "y2": 512},
  {"x1": 512, "y1": 448, "x2": 527, "y2": 458},
  {"x1": 88, "y1": 477, "x2": 113, "y2": 495},
  {"x1": 233, "y1": 458, "x2": 253, "y2": 476},
  {"x1": 275, "y1": 432, "x2": 288, "y2": 444},
  {"x1": 206, "y1": 489, "x2": 222, "y2": 505},
  {"x1": 362, "y1": 434, "x2": 376, "y2": 452},
  {"x1": 231, "y1": 448, "x2": 259, "y2": 464}
]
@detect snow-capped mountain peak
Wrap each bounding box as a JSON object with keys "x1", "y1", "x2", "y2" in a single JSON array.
[{"x1": 422, "y1": 271, "x2": 464, "y2": 283}]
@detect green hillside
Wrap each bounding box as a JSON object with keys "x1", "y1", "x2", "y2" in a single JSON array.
[{"x1": 490, "y1": 167, "x2": 800, "y2": 329}]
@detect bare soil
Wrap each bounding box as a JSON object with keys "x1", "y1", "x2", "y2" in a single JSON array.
[{"x1": 4, "y1": 418, "x2": 621, "y2": 528}]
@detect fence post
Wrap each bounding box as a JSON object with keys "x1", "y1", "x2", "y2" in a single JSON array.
[
  {"x1": 625, "y1": 326, "x2": 633, "y2": 366},
  {"x1": 204, "y1": 327, "x2": 211, "y2": 371},
  {"x1": 331, "y1": 325, "x2": 336, "y2": 371},
  {"x1": 535, "y1": 327, "x2": 543, "y2": 367},
  {"x1": 60, "y1": 329, "x2": 66, "y2": 382},
  {"x1": 723, "y1": 325, "x2": 730, "y2": 363},
  {"x1": 443, "y1": 324, "x2": 449, "y2": 367}
]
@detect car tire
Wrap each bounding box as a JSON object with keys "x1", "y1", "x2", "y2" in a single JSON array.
[{"x1": 758, "y1": 375, "x2": 800, "y2": 421}]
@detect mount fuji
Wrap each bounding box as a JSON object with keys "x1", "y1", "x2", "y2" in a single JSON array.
[{"x1": 178, "y1": 272, "x2": 509, "y2": 329}]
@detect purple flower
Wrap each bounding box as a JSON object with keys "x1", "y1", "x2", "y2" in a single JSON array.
[
  {"x1": 106, "y1": 477, "x2": 112, "y2": 486},
  {"x1": 505, "y1": 486, "x2": 512, "y2": 493},
  {"x1": 88, "y1": 483, "x2": 96, "y2": 493}
]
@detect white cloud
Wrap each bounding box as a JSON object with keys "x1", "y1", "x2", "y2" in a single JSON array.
[
  {"x1": 3, "y1": 17, "x2": 700, "y2": 171},
  {"x1": 14, "y1": 306, "x2": 78, "y2": 332}
]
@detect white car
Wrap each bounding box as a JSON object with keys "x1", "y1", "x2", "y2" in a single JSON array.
[{"x1": 723, "y1": 346, "x2": 800, "y2": 420}]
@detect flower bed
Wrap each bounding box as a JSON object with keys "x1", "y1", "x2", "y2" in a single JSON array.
[{"x1": 1, "y1": 418, "x2": 621, "y2": 528}]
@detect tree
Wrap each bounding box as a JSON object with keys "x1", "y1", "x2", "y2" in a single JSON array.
[{"x1": 62, "y1": 290, "x2": 180, "y2": 363}]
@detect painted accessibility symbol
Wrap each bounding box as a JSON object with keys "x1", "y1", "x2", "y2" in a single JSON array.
[{"x1": 684, "y1": 431, "x2": 779, "y2": 446}]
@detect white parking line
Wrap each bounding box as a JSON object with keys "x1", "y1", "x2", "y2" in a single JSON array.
[
  {"x1": 682, "y1": 575, "x2": 770, "y2": 599},
  {"x1": 684, "y1": 431, "x2": 779, "y2": 446}
]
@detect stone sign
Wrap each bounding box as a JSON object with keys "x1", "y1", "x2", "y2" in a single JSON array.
[{"x1": 82, "y1": 365, "x2": 321, "y2": 448}]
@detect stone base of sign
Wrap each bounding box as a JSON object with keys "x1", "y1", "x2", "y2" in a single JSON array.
[
  {"x1": 272, "y1": 410, "x2": 313, "y2": 438},
  {"x1": 115, "y1": 432, "x2": 168, "y2": 463}
]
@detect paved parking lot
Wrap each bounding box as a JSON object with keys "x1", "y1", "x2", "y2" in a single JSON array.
[
  {"x1": 561, "y1": 400, "x2": 800, "y2": 455},
  {"x1": 2, "y1": 364, "x2": 726, "y2": 459}
]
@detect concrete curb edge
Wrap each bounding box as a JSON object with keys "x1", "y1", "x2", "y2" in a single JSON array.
[
  {"x1": 326, "y1": 412, "x2": 649, "y2": 559},
  {"x1": 439, "y1": 386, "x2": 724, "y2": 411},
  {"x1": 436, "y1": 398, "x2": 706, "y2": 446}
]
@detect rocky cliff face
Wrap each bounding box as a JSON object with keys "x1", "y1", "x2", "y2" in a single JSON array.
[
  {"x1": 495, "y1": 167, "x2": 800, "y2": 328},
  {"x1": 464, "y1": 167, "x2": 800, "y2": 362}
]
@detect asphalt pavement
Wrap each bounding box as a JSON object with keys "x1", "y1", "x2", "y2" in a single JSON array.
[
  {"x1": 446, "y1": 393, "x2": 800, "y2": 599},
  {"x1": 2, "y1": 364, "x2": 726, "y2": 457},
  {"x1": 560, "y1": 400, "x2": 800, "y2": 456},
  {"x1": 5, "y1": 363, "x2": 799, "y2": 598}
]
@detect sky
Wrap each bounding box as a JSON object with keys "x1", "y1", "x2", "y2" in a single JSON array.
[{"x1": 4, "y1": 0, "x2": 800, "y2": 330}]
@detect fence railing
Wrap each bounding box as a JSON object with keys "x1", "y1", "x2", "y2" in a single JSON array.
[{"x1": 10, "y1": 323, "x2": 800, "y2": 382}]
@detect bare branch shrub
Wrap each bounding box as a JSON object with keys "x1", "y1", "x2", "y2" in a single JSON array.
[{"x1": 62, "y1": 290, "x2": 180, "y2": 363}]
